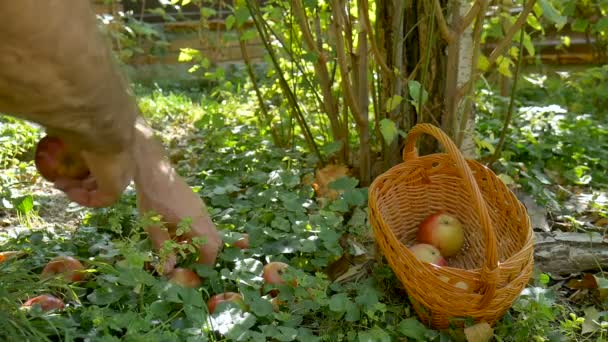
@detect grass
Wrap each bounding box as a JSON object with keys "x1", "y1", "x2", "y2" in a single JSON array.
[{"x1": 0, "y1": 72, "x2": 606, "y2": 341}]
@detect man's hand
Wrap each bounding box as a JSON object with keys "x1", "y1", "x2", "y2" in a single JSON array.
[
  {"x1": 51, "y1": 148, "x2": 135, "y2": 208},
  {"x1": 133, "y1": 118, "x2": 222, "y2": 274}
]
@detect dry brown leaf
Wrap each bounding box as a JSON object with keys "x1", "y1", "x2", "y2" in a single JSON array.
[
  {"x1": 595, "y1": 217, "x2": 608, "y2": 227},
  {"x1": 312, "y1": 164, "x2": 350, "y2": 200},
  {"x1": 567, "y1": 273, "x2": 598, "y2": 290},
  {"x1": 464, "y1": 322, "x2": 494, "y2": 342}
]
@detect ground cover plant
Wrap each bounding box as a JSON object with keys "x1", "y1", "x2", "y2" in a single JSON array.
[{"x1": 1, "y1": 65, "x2": 606, "y2": 341}]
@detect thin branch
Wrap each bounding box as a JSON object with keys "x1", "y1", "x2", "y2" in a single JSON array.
[
  {"x1": 488, "y1": 0, "x2": 536, "y2": 67},
  {"x1": 359, "y1": 0, "x2": 392, "y2": 77},
  {"x1": 456, "y1": 0, "x2": 489, "y2": 147},
  {"x1": 434, "y1": 0, "x2": 455, "y2": 44},
  {"x1": 486, "y1": 26, "x2": 526, "y2": 166},
  {"x1": 331, "y1": 0, "x2": 363, "y2": 127},
  {"x1": 458, "y1": 1, "x2": 481, "y2": 33}
]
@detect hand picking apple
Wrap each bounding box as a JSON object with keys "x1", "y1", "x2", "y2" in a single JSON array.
[
  {"x1": 0, "y1": 1, "x2": 221, "y2": 275},
  {"x1": 416, "y1": 212, "x2": 464, "y2": 257}
]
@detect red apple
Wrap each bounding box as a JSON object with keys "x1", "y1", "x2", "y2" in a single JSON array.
[
  {"x1": 22, "y1": 294, "x2": 65, "y2": 312},
  {"x1": 234, "y1": 234, "x2": 249, "y2": 249},
  {"x1": 35, "y1": 135, "x2": 90, "y2": 182},
  {"x1": 207, "y1": 292, "x2": 247, "y2": 314},
  {"x1": 41, "y1": 256, "x2": 85, "y2": 282},
  {"x1": 409, "y1": 243, "x2": 448, "y2": 266},
  {"x1": 262, "y1": 261, "x2": 297, "y2": 297},
  {"x1": 168, "y1": 267, "x2": 202, "y2": 288},
  {"x1": 416, "y1": 212, "x2": 464, "y2": 257}
]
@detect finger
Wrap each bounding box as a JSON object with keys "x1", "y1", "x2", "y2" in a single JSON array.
[
  {"x1": 54, "y1": 176, "x2": 97, "y2": 192},
  {"x1": 80, "y1": 150, "x2": 133, "y2": 203},
  {"x1": 63, "y1": 188, "x2": 120, "y2": 208},
  {"x1": 145, "y1": 224, "x2": 177, "y2": 275}
]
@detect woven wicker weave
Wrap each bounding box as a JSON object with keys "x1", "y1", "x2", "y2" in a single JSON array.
[{"x1": 368, "y1": 124, "x2": 535, "y2": 329}]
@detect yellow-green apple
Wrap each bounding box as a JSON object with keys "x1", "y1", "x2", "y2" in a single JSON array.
[
  {"x1": 408, "y1": 243, "x2": 447, "y2": 266},
  {"x1": 35, "y1": 136, "x2": 90, "y2": 182},
  {"x1": 416, "y1": 212, "x2": 464, "y2": 257},
  {"x1": 22, "y1": 294, "x2": 65, "y2": 312},
  {"x1": 41, "y1": 256, "x2": 86, "y2": 282},
  {"x1": 262, "y1": 261, "x2": 297, "y2": 297},
  {"x1": 207, "y1": 292, "x2": 247, "y2": 314},
  {"x1": 168, "y1": 267, "x2": 202, "y2": 288}
]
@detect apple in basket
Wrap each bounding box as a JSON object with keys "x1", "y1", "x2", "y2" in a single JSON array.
[
  {"x1": 417, "y1": 212, "x2": 464, "y2": 257},
  {"x1": 409, "y1": 243, "x2": 447, "y2": 266}
]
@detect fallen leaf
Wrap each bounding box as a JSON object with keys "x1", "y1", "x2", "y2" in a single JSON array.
[
  {"x1": 595, "y1": 217, "x2": 608, "y2": 227},
  {"x1": 312, "y1": 164, "x2": 350, "y2": 200},
  {"x1": 581, "y1": 306, "x2": 601, "y2": 335},
  {"x1": 464, "y1": 322, "x2": 494, "y2": 342},
  {"x1": 567, "y1": 273, "x2": 598, "y2": 290}
]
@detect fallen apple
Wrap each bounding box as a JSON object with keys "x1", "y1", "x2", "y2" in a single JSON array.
[
  {"x1": 416, "y1": 212, "x2": 464, "y2": 257},
  {"x1": 168, "y1": 267, "x2": 202, "y2": 288},
  {"x1": 22, "y1": 294, "x2": 65, "y2": 312},
  {"x1": 207, "y1": 292, "x2": 247, "y2": 314},
  {"x1": 0, "y1": 250, "x2": 24, "y2": 263},
  {"x1": 35, "y1": 135, "x2": 90, "y2": 182},
  {"x1": 234, "y1": 234, "x2": 249, "y2": 249},
  {"x1": 262, "y1": 261, "x2": 297, "y2": 297},
  {"x1": 41, "y1": 256, "x2": 85, "y2": 282},
  {"x1": 409, "y1": 243, "x2": 448, "y2": 266}
]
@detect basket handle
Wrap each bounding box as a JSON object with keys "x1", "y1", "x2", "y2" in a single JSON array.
[{"x1": 402, "y1": 123, "x2": 499, "y2": 307}]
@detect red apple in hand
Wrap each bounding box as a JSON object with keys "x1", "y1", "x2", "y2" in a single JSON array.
[
  {"x1": 409, "y1": 243, "x2": 447, "y2": 266},
  {"x1": 22, "y1": 294, "x2": 65, "y2": 312},
  {"x1": 262, "y1": 261, "x2": 297, "y2": 297},
  {"x1": 168, "y1": 268, "x2": 202, "y2": 288},
  {"x1": 207, "y1": 292, "x2": 247, "y2": 314},
  {"x1": 416, "y1": 212, "x2": 464, "y2": 257},
  {"x1": 234, "y1": 234, "x2": 249, "y2": 249},
  {"x1": 35, "y1": 135, "x2": 90, "y2": 182},
  {"x1": 41, "y1": 256, "x2": 86, "y2": 282}
]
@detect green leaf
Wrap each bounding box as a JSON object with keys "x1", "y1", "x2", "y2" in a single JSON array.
[
  {"x1": 344, "y1": 301, "x2": 361, "y2": 322},
  {"x1": 593, "y1": 18, "x2": 608, "y2": 33},
  {"x1": 407, "y1": 80, "x2": 428, "y2": 114},
  {"x1": 235, "y1": 6, "x2": 250, "y2": 27},
  {"x1": 571, "y1": 18, "x2": 589, "y2": 32},
  {"x1": 385, "y1": 95, "x2": 403, "y2": 112},
  {"x1": 240, "y1": 29, "x2": 258, "y2": 41},
  {"x1": 538, "y1": 0, "x2": 567, "y2": 30},
  {"x1": 329, "y1": 176, "x2": 359, "y2": 191},
  {"x1": 178, "y1": 48, "x2": 200, "y2": 62},
  {"x1": 496, "y1": 56, "x2": 513, "y2": 77},
  {"x1": 225, "y1": 15, "x2": 236, "y2": 30},
  {"x1": 581, "y1": 306, "x2": 602, "y2": 335},
  {"x1": 526, "y1": 14, "x2": 542, "y2": 31},
  {"x1": 477, "y1": 54, "x2": 490, "y2": 71},
  {"x1": 329, "y1": 293, "x2": 349, "y2": 312},
  {"x1": 379, "y1": 118, "x2": 398, "y2": 145},
  {"x1": 398, "y1": 318, "x2": 437, "y2": 341}
]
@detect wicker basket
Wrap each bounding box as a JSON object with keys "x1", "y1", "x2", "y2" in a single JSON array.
[{"x1": 368, "y1": 123, "x2": 535, "y2": 329}]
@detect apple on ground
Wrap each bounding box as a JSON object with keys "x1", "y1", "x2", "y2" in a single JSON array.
[
  {"x1": 416, "y1": 212, "x2": 464, "y2": 257},
  {"x1": 262, "y1": 261, "x2": 298, "y2": 297},
  {"x1": 35, "y1": 135, "x2": 90, "y2": 182},
  {"x1": 234, "y1": 234, "x2": 249, "y2": 249},
  {"x1": 168, "y1": 267, "x2": 202, "y2": 288},
  {"x1": 41, "y1": 256, "x2": 86, "y2": 282},
  {"x1": 207, "y1": 292, "x2": 247, "y2": 314},
  {"x1": 409, "y1": 243, "x2": 448, "y2": 266},
  {"x1": 0, "y1": 250, "x2": 25, "y2": 263},
  {"x1": 21, "y1": 294, "x2": 65, "y2": 312}
]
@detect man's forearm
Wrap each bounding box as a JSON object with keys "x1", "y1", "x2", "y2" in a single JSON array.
[{"x1": 0, "y1": 1, "x2": 137, "y2": 153}]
